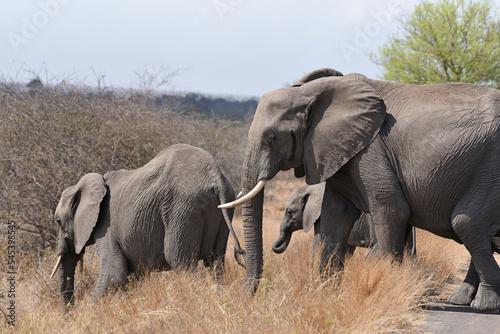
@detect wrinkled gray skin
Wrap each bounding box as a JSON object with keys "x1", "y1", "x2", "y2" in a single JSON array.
[
  {"x1": 239, "y1": 68, "x2": 500, "y2": 311},
  {"x1": 55, "y1": 144, "x2": 241, "y2": 308},
  {"x1": 272, "y1": 183, "x2": 416, "y2": 258}
]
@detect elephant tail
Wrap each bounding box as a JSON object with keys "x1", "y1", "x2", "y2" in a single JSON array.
[{"x1": 216, "y1": 175, "x2": 246, "y2": 268}]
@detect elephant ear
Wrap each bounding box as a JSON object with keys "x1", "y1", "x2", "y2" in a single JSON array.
[
  {"x1": 292, "y1": 68, "x2": 343, "y2": 87},
  {"x1": 73, "y1": 173, "x2": 107, "y2": 254},
  {"x1": 299, "y1": 76, "x2": 386, "y2": 184},
  {"x1": 302, "y1": 183, "x2": 326, "y2": 233}
]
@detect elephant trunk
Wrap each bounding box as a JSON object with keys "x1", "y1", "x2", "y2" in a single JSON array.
[
  {"x1": 55, "y1": 230, "x2": 80, "y2": 308},
  {"x1": 59, "y1": 252, "x2": 79, "y2": 309},
  {"x1": 240, "y1": 150, "x2": 266, "y2": 294},
  {"x1": 242, "y1": 192, "x2": 264, "y2": 293},
  {"x1": 272, "y1": 221, "x2": 292, "y2": 254},
  {"x1": 272, "y1": 230, "x2": 292, "y2": 254}
]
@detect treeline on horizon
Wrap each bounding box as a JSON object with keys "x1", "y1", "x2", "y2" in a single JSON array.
[{"x1": 5, "y1": 78, "x2": 259, "y2": 119}]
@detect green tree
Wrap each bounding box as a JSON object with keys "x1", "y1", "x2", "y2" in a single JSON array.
[{"x1": 372, "y1": 0, "x2": 500, "y2": 88}]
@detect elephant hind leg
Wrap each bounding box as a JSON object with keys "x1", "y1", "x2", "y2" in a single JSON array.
[
  {"x1": 449, "y1": 235, "x2": 500, "y2": 306},
  {"x1": 163, "y1": 223, "x2": 202, "y2": 272},
  {"x1": 469, "y1": 255, "x2": 500, "y2": 311},
  {"x1": 203, "y1": 216, "x2": 229, "y2": 281},
  {"x1": 452, "y1": 213, "x2": 500, "y2": 311},
  {"x1": 345, "y1": 245, "x2": 356, "y2": 256},
  {"x1": 448, "y1": 259, "x2": 480, "y2": 305}
]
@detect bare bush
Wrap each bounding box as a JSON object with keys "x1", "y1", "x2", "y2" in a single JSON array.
[{"x1": 0, "y1": 79, "x2": 249, "y2": 254}]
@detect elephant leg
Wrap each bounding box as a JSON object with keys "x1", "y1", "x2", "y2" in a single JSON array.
[
  {"x1": 451, "y1": 235, "x2": 500, "y2": 305},
  {"x1": 360, "y1": 160, "x2": 411, "y2": 260},
  {"x1": 318, "y1": 185, "x2": 358, "y2": 278},
  {"x1": 203, "y1": 216, "x2": 229, "y2": 281},
  {"x1": 449, "y1": 259, "x2": 480, "y2": 305},
  {"x1": 346, "y1": 245, "x2": 356, "y2": 256},
  {"x1": 93, "y1": 238, "x2": 129, "y2": 299},
  {"x1": 468, "y1": 251, "x2": 500, "y2": 311},
  {"x1": 368, "y1": 187, "x2": 410, "y2": 260},
  {"x1": 164, "y1": 223, "x2": 202, "y2": 272},
  {"x1": 452, "y1": 212, "x2": 500, "y2": 311},
  {"x1": 310, "y1": 227, "x2": 324, "y2": 263}
]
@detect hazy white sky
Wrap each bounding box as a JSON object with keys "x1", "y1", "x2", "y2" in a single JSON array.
[{"x1": 0, "y1": 0, "x2": 461, "y2": 97}]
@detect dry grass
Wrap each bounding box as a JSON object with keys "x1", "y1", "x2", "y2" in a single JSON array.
[{"x1": 3, "y1": 171, "x2": 470, "y2": 333}]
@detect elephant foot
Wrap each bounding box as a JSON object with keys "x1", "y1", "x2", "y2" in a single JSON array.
[
  {"x1": 448, "y1": 282, "x2": 476, "y2": 305},
  {"x1": 470, "y1": 283, "x2": 500, "y2": 312}
]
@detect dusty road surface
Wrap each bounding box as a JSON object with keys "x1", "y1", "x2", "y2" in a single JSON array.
[
  {"x1": 420, "y1": 254, "x2": 500, "y2": 334},
  {"x1": 420, "y1": 301, "x2": 499, "y2": 334}
]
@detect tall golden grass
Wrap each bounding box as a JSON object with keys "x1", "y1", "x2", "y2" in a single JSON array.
[{"x1": 5, "y1": 171, "x2": 469, "y2": 333}]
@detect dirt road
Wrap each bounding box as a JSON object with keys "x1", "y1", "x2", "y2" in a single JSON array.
[
  {"x1": 420, "y1": 301, "x2": 499, "y2": 334},
  {"x1": 420, "y1": 254, "x2": 500, "y2": 334}
]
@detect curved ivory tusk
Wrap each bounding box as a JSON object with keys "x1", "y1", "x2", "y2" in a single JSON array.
[
  {"x1": 50, "y1": 254, "x2": 64, "y2": 279},
  {"x1": 218, "y1": 179, "x2": 267, "y2": 209}
]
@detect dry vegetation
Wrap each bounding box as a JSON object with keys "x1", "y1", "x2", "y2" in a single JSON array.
[
  {"x1": 0, "y1": 81, "x2": 471, "y2": 333},
  {"x1": 0, "y1": 81, "x2": 247, "y2": 252}
]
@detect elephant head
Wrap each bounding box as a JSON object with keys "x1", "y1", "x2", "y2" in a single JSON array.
[
  {"x1": 272, "y1": 183, "x2": 325, "y2": 254},
  {"x1": 51, "y1": 173, "x2": 107, "y2": 307},
  {"x1": 219, "y1": 68, "x2": 386, "y2": 292}
]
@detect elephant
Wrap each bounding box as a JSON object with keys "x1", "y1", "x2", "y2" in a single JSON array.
[
  {"x1": 51, "y1": 144, "x2": 244, "y2": 308},
  {"x1": 220, "y1": 68, "x2": 500, "y2": 311},
  {"x1": 272, "y1": 183, "x2": 416, "y2": 258}
]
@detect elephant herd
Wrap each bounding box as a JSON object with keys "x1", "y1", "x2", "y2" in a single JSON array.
[{"x1": 52, "y1": 68, "x2": 500, "y2": 313}]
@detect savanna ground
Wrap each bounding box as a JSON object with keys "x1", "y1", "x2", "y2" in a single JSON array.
[{"x1": 0, "y1": 80, "x2": 471, "y2": 333}]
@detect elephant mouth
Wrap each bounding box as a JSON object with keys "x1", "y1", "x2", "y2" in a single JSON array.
[{"x1": 272, "y1": 231, "x2": 292, "y2": 254}]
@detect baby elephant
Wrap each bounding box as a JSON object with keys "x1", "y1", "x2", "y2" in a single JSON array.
[
  {"x1": 272, "y1": 183, "x2": 416, "y2": 256},
  {"x1": 51, "y1": 144, "x2": 243, "y2": 308}
]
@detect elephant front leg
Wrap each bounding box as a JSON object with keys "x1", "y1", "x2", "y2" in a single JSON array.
[
  {"x1": 317, "y1": 186, "x2": 358, "y2": 278},
  {"x1": 367, "y1": 180, "x2": 410, "y2": 260},
  {"x1": 93, "y1": 239, "x2": 129, "y2": 299},
  {"x1": 448, "y1": 259, "x2": 480, "y2": 305}
]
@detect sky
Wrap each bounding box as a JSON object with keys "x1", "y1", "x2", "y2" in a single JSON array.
[{"x1": 0, "y1": 0, "x2": 447, "y2": 97}]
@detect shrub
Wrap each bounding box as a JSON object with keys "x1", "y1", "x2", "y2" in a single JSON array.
[{"x1": 0, "y1": 80, "x2": 249, "y2": 254}]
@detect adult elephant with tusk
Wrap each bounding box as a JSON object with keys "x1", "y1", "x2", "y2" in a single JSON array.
[
  {"x1": 219, "y1": 68, "x2": 500, "y2": 312},
  {"x1": 52, "y1": 144, "x2": 244, "y2": 309}
]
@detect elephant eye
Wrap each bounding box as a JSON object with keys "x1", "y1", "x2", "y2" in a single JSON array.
[
  {"x1": 55, "y1": 218, "x2": 62, "y2": 226},
  {"x1": 267, "y1": 134, "x2": 276, "y2": 148}
]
